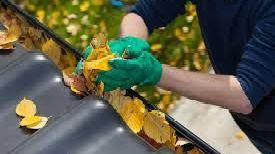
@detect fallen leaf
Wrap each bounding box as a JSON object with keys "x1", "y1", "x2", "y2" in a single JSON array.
[
  {"x1": 143, "y1": 110, "x2": 171, "y2": 143},
  {"x1": 71, "y1": 75, "x2": 88, "y2": 95},
  {"x1": 120, "y1": 98, "x2": 145, "y2": 133},
  {"x1": 235, "y1": 131, "x2": 246, "y2": 140},
  {"x1": 0, "y1": 42, "x2": 14, "y2": 49},
  {"x1": 20, "y1": 116, "x2": 42, "y2": 126},
  {"x1": 26, "y1": 116, "x2": 48, "y2": 129},
  {"x1": 16, "y1": 97, "x2": 37, "y2": 117},
  {"x1": 62, "y1": 67, "x2": 75, "y2": 86},
  {"x1": 186, "y1": 147, "x2": 202, "y2": 154},
  {"x1": 42, "y1": 39, "x2": 62, "y2": 65},
  {"x1": 176, "y1": 137, "x2": 192, "y2": 146}
]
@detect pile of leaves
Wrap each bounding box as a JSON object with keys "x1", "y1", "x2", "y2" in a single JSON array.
[
  {"x1": 0, "y1": 7, "x2": 77, "y2": 74},
  {"x1": 14, "y1": 0, "x2": 210, "y2": 112},
  {"x1": 63, "y1": 33, "x2": 114, "y2": 96}
]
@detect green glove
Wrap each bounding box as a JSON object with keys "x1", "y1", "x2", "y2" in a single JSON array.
[
  {"x1": 97, "y1": 51, "x2": 162, "y2": 91},
  {"x1": 75, "y1": 36, "x2": 150, "y2": 75},
  {"x1": 83, "y1": 36, "x2": 150, "y2": 59}
]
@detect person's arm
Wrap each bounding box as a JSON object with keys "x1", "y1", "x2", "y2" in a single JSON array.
[
  {"x1": 119, "y1": 1, "x2": 275, "y2": 114},
  {"x1": 120, "y1": 0, "x2": 186, "y2": 39},
  {"x1": 120, "y1": 13, "x2": 149, "y2": 40},
  {"x1": 158, "y1": 65, "x2": 253, "y2": 114},
  {"x1": 158, "y1": 6, "x2": 273, "y2": 114},
  {"x1": 119, "y1": 1, "x2": 253, "y2": 114}
]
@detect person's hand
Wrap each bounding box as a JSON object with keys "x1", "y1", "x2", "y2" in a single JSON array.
[
  {"x1": 83, "y1": 36, "x2": 150, "y2": 59},
  {"x1": 97, "y1": 51, "x2": 162, "y2": 91},
  {"x1": 75, "y1": 36, "x2": 150, "y2": 75}
]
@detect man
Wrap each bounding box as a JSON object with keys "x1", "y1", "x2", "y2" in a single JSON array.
[{"x1": 87, "y1": 0, "x2": 275, "y2": 153}]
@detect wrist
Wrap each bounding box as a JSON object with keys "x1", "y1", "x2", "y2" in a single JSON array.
[
  {"x1": 157, "y1": 64, "x2": 171, "y2": 88},
  {"x1": 142, "y1": 58, "x2": 162, "y2": 86}
]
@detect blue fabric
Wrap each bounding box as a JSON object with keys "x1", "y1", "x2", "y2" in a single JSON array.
[{"x1": 131, "y1": 0, "x2": 275, "y2": 152}]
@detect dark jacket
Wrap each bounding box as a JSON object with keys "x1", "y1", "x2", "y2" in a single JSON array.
[{"x1": 131, "y1": 0, "x2": 275, "y2": 151}]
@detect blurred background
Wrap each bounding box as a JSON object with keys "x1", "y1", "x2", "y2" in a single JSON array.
[{"x1": 14, "y1": 0, "x2": 260, "y2": 153}]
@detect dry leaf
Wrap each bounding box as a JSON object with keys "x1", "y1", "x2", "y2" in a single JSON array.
[
  {"x1": 90, "y1": 33, "x2": 107, "y2": 49},
  {"x1": 0, "y1": 42, "x2": 14, "y2": 49},
  {"x1": 62, "y1": 67, "x2": 75, "y2": 86},
  {"x1": 60, "y1": 51, "x2": 77, "y2": 68},
  {"x1": 71, "y1": 75, "x2": 88, "y2": 95},
  {"x1": 0, "y1": 21, "x2": 20, "y2": 48},
  {"x1": 85, "y1": 46, "x2": 111, "y2": 62},
  {"x1": 137, "y1": 130, "x2": 163, "y2": 149},
  {"x1": 28, "y1": 27, "x2": 42, "y2": 40},
  {"x1": 16, "y1": 97, "x2": 37, "y2": 117},
  {"x1": 8, "y1": 21, "x2": 21, "y2": 38},
  {"x1": 107, "y1": 89, "x2": 124, "y2": 112},
  {"x1": 186, "y1": 147, "x2": 202, "y2": 154},
  {"x1": 120, "y1": 98, "x2": 145, "y2": 133},
  {"x1": 165, "y1": 129, "x2": 178, "y2": 150},
  {"x1": 71, "y1": 84, "x2": 84, "y2": 95},
  {"x1": 114, "y1": 94, "x2": 132, "y2": 114},
  {"x1": 23, "y1": 37, "x2": 36, "y2": 49},
  {"x1": 235, "y1": 131, "x2": 246, "y2": 140},
  {"x1": 26, "y1": 116, "x2": 48, "y2": 129},
  {"x1": 42, "y1": 39, "x2": 62, "y2": 64},
  {"x1": 84, "y1": 54, "x2": 115, "y2": 71},
  {"x1": 20, "y1": 116, "x2": 42, "y2": 126},
  {"x1": 143, "y1": 110, "x2": 171, "y2": 143},
  {"x1": 176, "y1": 137, "x2": 192, "y2": 146},
  {"x1": 0, "y1": 31, "x2": 18, "y2": 46}
]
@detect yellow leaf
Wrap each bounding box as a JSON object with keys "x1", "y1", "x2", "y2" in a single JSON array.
[
  {"x1": 186, "y1": 147, "x2": 202, "y2": 154},
  {"x1": 165, "y1": 129, "x2": 178, "y2": 150},
  {"x1": 91, "y1": 0, "x2": 105, "y2": 6},
  {"x1": 63, "y1": 67, "x2": 75, "y2": 76},
  {"x1": 86, "y1": 46, "x2": 110, "y2": 61},
  {"x1": 143, "y1": 110, "x2": 171, "y2": 143},
  {"x1": 8, "y1": 23, "x2": 21, "y2": 38},
  {"x1": 36, "y1": 10, "x2": 45, "y2": 22},
  {"x1": 84, "y1": 54, "x2": 115, "y2": 71},
  {"x1": 80, "y1": 1, "x2": 90, "y2": 12},
  {"x1": 26, "y1": 117, "x2": 48, "y2": 129},
  {"x1": 99, "y1": 82, "x2": 104, "y2": 95},
  {"x1": 0, "y1": 25, "x2": 20, "y2": 46},
  {"x1": 235, "y1": 131, "x2": 246, "y2": 140},
  {"x1": 62, "y1": 52, "x2": 77, "y2": 67},
  {"x1": 70, "y1": 85, "x2": 83, "y2": 95},
  {"x1": 120, "y1": 98, "x2": 145, "y2": 133},
  {"x1": 28, "y1": 27, "x2": 42, "y2": 41},
  {"x1": 23, "y1": 37, "x2": 35, "y2": 49},
  {"x1": 151, "y1": 44, "x2": 163, "y2": 51},
  {"x1": 42, "y1": 39, "x2": 62, "y2": 65},
  {"x1": 108, "y1": 90, "x2": 129, "y2": 113},
  {"x1": 0, "y1": 42, "x2": 14, "y2": 50},
  {"x1": 20, "y1": 116, "x2": 42, "y2": 126},
  {"x1": 16, "y1": 97, "x2": 37, "y2": 117}
]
